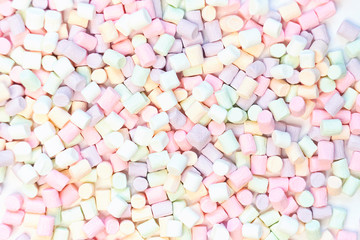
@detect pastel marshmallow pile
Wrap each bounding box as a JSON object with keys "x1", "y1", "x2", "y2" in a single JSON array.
[{"x1": 0, "y1": 0, "x2": 359, "y2": 239}]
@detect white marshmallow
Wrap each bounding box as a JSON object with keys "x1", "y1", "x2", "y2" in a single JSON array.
[
  {"x1": 267, "y1": 156, "x2": 283, "y2": 174},
  {"x1": 192, "y1": 81, "x2": 214, "y2": 102},
  {"x1": 287, "y1": 35, "x2": 307, "y2": 56},
  {"x1": 33, "y1": 95, "x2": 52, "y2": 114},
  {"x1": 217, "y1": 45, "x2": 241, "y2": 65},
  {"x1": 18, "y1": 164, "x2": 39, "y2": 184},
  {"x1": 160, "y1": 70, "x2": 180, "y2": 91},
  {"x1": 42, "y1": 32, "x2": 59, "y2": 54},
  {"x1": 81, "y1": 82, "x2": 101, "y2": 103},
  {"x1": 137, "y1": 219, "x2": 160, "y2": 238},
  {"x1": 183, "y1": 171, "x2": 203, "y2": 192},
  {"x1": 270, "y1": 43, "x2": 287, "y2": 58},
  {"x1": 263, "y1": 18, "x2": 282, "y2": 38},
  {"x1": 168, "y1": 53, "x2": 191, "y2": 72},
  {"x1": 149, "y1": 112, "x2": 169, "y2": 131},
  {"x1": 242, "y1": 223, "x2": 263, "y2": 239},
  {"x1": 10, "y1": 47, "x2": 25, "y2": 67},
  {"x1": 44, "y1": 135, "x2": 65, "y2": 157},
  {"x1": 103, "y1": 49, "x2": 126, "y2": 69},
  {"x1": 34, "y1": 153, "x2": 53, "y2": 176},
  {"x1": 270, "y1": 64, "x2": 294, "y2": 79},
  {"x1": 179, "y1": 207, "x2": 200, "y2": 228},
  {"x1": 112, "y1": 172, "x2": 127, "y2": 190},
  {"x1": 115, "y1": 14, "x2": 133, "y2": 37},
  {"x1": 212, "y1": 158, "x2": 231, "y2": 176},
  {"x1": 129, "y1": 8, "x2": 152, "y2": 31},
  {"x1": 105, "y1": 112, "x2": 125, "y2": 131},
  {"x1": 239, "y1": 28, "x2": 262, "y2": 49},
  {"x1": 157, "y1": 91, "x2": 178, "y2": 111},
  {"x1": 34, "y1": 121, "x2": 56, "y2": 143},
  {"x1": 277, "y1": 215, "x2": 299, "y2": 236},
  {"x1": 249, "y1": 0, "x2": 269, "y2": 15},
  {"x1": 43, "y1": 72, "x2": 62, "y2": 95},
  {"x1": 71, "y1": 109, "x2": 91, "y2": 129},
  {"x1": 13, "y1": 141, "x2": 32, "y2": 162},
  {"x1": 150, "y1": 131, "x2": 169, "y2": 152},
  {"x1": 80, "y1": 198, "x2": 98, "y2": 220},
  {"x1": 44, "y1": 10, "x2": 62, "y2": 32},
  {"x1": 209, "y1": 224, "x2": 230, "y2": 240},
  {"x1": 131, "y1": 65, "x2": 150, "y2": 87},
  {"x1": 167, "y1": 153, "x2": 188, "y2": 176},
  {"x1": 272, "y1": 130, "x2": 291, "y2": 148},
  {"x1": 107, "y1": 195, "x2": 128, "y2": 218},
  {"x1": 22, "y1": 51, "x2": 42, "y2": 70},
  {"x1": 227, "y1": 107, "x2": 247, "y2": 124},
  {"x1": 133, "y1": 126, "x2": 154, "y2": 146},
  {"x1": 153, "y1": 34, "x2": 175, "y2": 56},
  {"x1": 54, "y1": 0, "x2": 73, "y2": 11},
  {"x1": 104, "y1": 131, "x2": 124, "y2": 149},
  {"x1": 206, "y1": 0, "x2": 228, "y2": 6},
  {"x1": 116, "y1": 140, "x2": 138, "y2": 161},
  {"x1": 53, "y1": 228, "x2": 70, "y2": 240},
  {"x1": 77, "y1": 3, "x2": 95, "y2": 20},
  {"x1": 166, "y1": 220, "x2": 183, "y2": 237},
  {"x1": 55, "y1": 148, "x2": 79, "y2": 169},
  {"x1": 208, "y1": 182, "x2": 231, "y2": 202},
  {"x1": 61, "y1": 207, "x2": 84, "y2": 225},
  {"x1": 299, "y1": 50, "x2": 316, "y2": 68},
  {"x1": 24, "y1": 34, "x2": 44, "y2": 52},
  {"x1": 9, "y1": 124, "x2": 31, "y2": 140},
  {"x1": 12, "y1": 0, "x2": 31, "y2": 10},
  {"x1": 123, "y1": 92, "x2": 149, "y2": 114},
  {"x1": 42, "y1": 55, "x2": 57, "y2": 72},
  {"x1": 53, "y1": 57, "x2": 75, "y2": 79},
  {"x1": 25, "y1": 7, "x2": 45, "y2": 31},
  {"x1": 208, "y1": 104, "x2": 227, "y2": 123},
  {"x1": 148, "y1": 151, "x2": 169, "y2": 171}
]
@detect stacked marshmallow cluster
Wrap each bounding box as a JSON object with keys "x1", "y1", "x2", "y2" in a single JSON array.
[{"x1": 0, "y1": 0, "x2": 360, "y2": 239}]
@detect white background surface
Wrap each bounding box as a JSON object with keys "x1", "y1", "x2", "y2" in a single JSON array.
[{"x1": 1, "y1": 0, "x2": 360, "y2": 239}]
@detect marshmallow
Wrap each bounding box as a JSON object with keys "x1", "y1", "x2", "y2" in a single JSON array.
[
  {"x1": 55, "y1": 148, "x2": 79, "y2": 169},
  {"x1": 183, "y1": 170, "x2": 203, "y2": 192},
  {"x1": 238, "y1": 28, "x2": 262, "y2": 49},
  {"x1": 249, "y1": 0, "x2": 269, "y2": 15},
  {"x1": 277, "y1": 215, "x2": 299, "y2": 236},
  {"x1": 160, "y1": 70, "x2": 180, "y2": 90},
  {"x1": 25, "y1": 7, "x2": 45, "y2": 31},
  {"x1": 209, "y1": 182, "x2": 231, "y2": 202},
  {"x1": 103, "y1": 49, "x2": 126, "y2": 69},
  {"x1": 107, "y1": 195, "x2": 128, "y2": 218},
  {"x1": 287, "y1": 35, "x2": 308, "y2": 56},
  {"x1": 242, "y1": 223, "x2": 263, "y2": 239},
  {"x1": 179, "y1": 207, "x2": 200, "y2": 228},
  {"x1": 263, "y1": 18, "x2": 282, "y2": 38},
  {"x1": 217, "y1": 45, "x2": 241, "y2": 65},
  {"x1": 129, "y1": 9, "x2": 152, "y2": 31},
  {"x1": 70, "y1": 109, "x2": 91, "y2": 129},
  {"x1": 116, "y1": 140, "x2": 138, "y2": 161},
  {"x1": 169, "y1": 53, "x2": 191, "y2": 72},
  {"x1": 131, "y1": 65, "x2": 150, "y2": 87},
  {"x1": 167, "y1": 153, "x2": 188, "y2": 176},
  {"x1": 77, "y1": 3, "x2": 95, "y2": 20}
]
